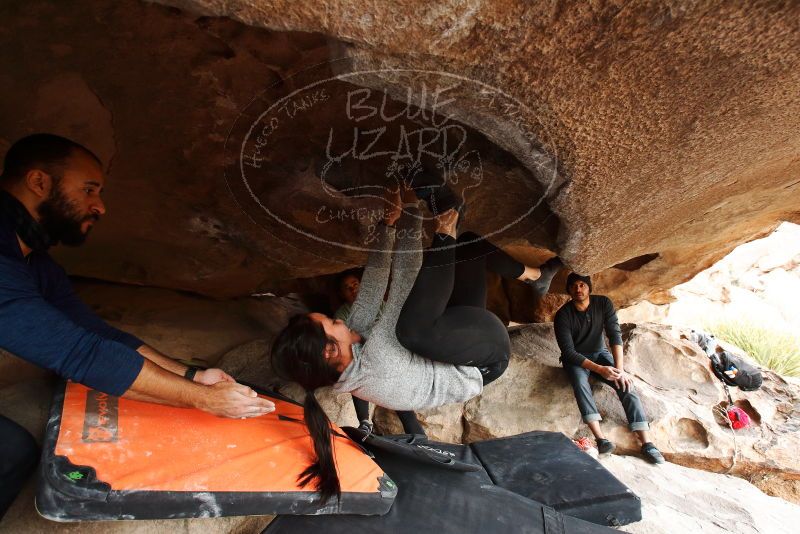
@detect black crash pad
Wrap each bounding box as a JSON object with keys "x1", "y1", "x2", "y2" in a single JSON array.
[
  {"x1": 471, "y1": 432, "x2": 642, "y2": 527},
  {"x1": 264, "y1": 440, "x2": 619, "y2": 534},
  {"x1": 337, "y1": 430, "x2": 640, "y2": 527},
  {"x1": 342, "y1": 427, "x2": 482, "y2": 472}
]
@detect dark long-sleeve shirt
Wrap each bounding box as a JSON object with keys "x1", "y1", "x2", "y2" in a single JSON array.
[
  {"x1": 0, "y1": 212, "x2": 144, "y2": 396},
  {"x1": 553, "y1": 295, "x2": 623, "y2": 367}
]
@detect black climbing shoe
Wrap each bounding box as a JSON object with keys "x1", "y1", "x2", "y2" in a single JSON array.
[
  {"x1": 525, "y1": 256, "x2": 564, "y2": 297},
  {"x1": 356, "y1": 419, "x2": 374, "y2": 442},
  {"x1": 596, "y1": 438, "x2": 616, "y2": 455},
  {"x1": 407, "y1": 170, "x2": 463, "y2": 216},
  {"x1": 430, "y1": 186, "x2": 463, "y2": 217},
  {"x1": 641, "y1": 442, "x2": 665, "y2": 464}
]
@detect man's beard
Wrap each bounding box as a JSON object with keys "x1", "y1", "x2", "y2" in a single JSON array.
[{"x1": 37, "y1": 182, "x2": 99, "y2": 247}]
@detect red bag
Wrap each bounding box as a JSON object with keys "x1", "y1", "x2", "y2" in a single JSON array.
[{"x1": 726, "y1": 406, "x2": 751, "y2": 430}]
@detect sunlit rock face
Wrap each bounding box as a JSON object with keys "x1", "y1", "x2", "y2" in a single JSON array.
[{"x1": 2, "y1": 0, "x2": 800, "y2": 310}]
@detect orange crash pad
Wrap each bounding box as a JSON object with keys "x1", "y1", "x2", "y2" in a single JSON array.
[{"x1": 36, "y1": 381, "x2": 396, "y2": 521}]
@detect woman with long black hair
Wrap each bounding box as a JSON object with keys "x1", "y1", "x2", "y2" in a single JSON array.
[{"x1": 271, "y1": 187, "x2": 561, "y2": 503}]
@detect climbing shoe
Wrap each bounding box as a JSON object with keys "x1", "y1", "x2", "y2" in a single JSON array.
[
  {"x1": 642, "y1": 442, "x2": 665, "y2": 464},
  {"x1": 596, "y1": 438, "x2": 616, "y2": 455},
  {"x1": 525, "y1": 256, "x2": 564, "y2": 297},
  {"x1": 356, "y1": 419, "x2": 374, "y2": 442},
  {"x1": 407, "y1": 170, "x2": 463, "y2": 216}
]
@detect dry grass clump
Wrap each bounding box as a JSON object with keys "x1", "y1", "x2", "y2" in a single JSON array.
[{"x1": 708, "y1": 321, "x2": 800, "y2": 377}]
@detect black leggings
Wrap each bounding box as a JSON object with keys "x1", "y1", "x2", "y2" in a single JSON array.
[
  {"x1": 395, "y1": 232, "x2": 522, "y2": 385},
  {"x1": 351, "y1": 397, "x2": 425, "y2": 435}
]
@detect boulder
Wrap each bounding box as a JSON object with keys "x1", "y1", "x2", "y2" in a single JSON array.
[
  {"x1": 466, "y1": 323, "x2": 800, "y2": 504},
  {"x1": 604, "y1": 455, "x2": 800, "y2": 534},
  {"x1": 71, "y1": 281, "x2": 307, "y2": 366},
  {"x1": 155, "y1": 0, "x2": 800, "y2": 308}
]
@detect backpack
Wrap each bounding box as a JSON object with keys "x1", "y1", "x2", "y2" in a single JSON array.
[
  {"x1": 709, "y1": 350, "x2": 763, "y2": 391},
  {"x1": 690, "y1": 329, "x2": 763, "y2": 392}
]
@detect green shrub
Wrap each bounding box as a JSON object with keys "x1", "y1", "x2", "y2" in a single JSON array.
[{"x1": 706, "y1": 321, "x2": 800, "y2": 377}]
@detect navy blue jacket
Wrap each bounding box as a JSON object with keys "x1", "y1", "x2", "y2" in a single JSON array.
[{"x1": 0, "y1": 212, "x2": 144, "y2": 396}]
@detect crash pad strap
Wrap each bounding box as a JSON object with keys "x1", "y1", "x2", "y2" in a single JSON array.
[{"x1": 542, "y1": 505, "x2": 565, "y2": 534}]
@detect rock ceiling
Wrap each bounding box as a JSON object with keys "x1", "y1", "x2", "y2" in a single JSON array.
[{"x1": 2, "y1": 0, "x2": 799, "y2": 307}]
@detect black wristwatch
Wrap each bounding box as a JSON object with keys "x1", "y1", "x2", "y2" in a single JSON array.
[{"x1": 184, "y1": 366, "x2": 199, "y2": 381}]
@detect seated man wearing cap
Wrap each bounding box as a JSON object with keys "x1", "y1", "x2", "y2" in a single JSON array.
[{"x1": 553, "y1": 273, "x2": 665, "y2": 464}]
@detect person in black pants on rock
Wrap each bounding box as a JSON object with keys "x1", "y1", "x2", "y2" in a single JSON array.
[
  {"x1": 554, "y1": 273, "x2": 665, "y2": 464},
  {"x1": 271, "y1": 184, "x2": 565, "y2": 502},
  {"x1": 350, "y1": 188, "x2": 563, "y2": 438},
  {"x1": 395, "y1": 229, "x2": 561, "y2": 375}
]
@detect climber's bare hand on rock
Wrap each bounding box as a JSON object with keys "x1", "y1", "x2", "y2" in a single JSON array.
[
  {"x1": 383, "y1": 186, "x2": 403, "y2": 227},
  {"x1": 401, "y1": 183, "x2": 418, "y2": 204}
]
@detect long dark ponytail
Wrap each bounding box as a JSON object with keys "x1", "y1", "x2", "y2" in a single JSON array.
[{"x1": 271, "y1": 314, "x2": 342, "y2": 503}]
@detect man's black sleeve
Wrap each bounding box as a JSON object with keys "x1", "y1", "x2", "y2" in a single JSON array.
[
  {"x1": 602, "y1": 296, "x2": 623, "y2": 346},
  {"x1": 553, "y1": 308, "x2": 586, "y2": 367}
]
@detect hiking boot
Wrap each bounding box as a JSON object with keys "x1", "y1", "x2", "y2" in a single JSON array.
[
  {"x1": 525, "y1": 257, "x2": 564, "y2": 297},
  {"x1": 641, "y1": 442, "x2": 665, "y2": 464},
  {"x1": 596, "y1": 438, "x2": 616, "y2": 455}
]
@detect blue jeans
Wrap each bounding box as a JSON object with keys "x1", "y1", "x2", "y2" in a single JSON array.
[{"x1": 563, "y1": 350, "x2": 649, "y2": 431}]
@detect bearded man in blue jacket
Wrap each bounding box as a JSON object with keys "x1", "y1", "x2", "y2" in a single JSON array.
[{"x1": 0, "y1": 134, "x2": 274, "y2": 520}]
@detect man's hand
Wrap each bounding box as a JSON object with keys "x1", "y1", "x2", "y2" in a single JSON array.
[
  {"x1": 197, "y1": 382, "x2": 275, "y2": 419},
  {"x1": 597, "y1": 365, "x2": 622, "y2": 382},
  {"x1": 194, "y1": 368, "x2": 235, "y2": 385},
  {"x1": 613, "y1": 369, "x2": 633, "y2": 392}
]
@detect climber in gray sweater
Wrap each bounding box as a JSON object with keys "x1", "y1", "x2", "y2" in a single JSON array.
[{"x1": 270, "y1": 184, "x2": 562, "y2": 503}]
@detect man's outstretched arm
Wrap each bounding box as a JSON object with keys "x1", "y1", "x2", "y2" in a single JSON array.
[
  {"x1": 124, "y1": 359, "x2": 274, "y2": 418},
  {"x1": 45, "y1": 260, "x2": 233, "y2": 385},
  {"x1": 0, "y1": 258, "x2": 271, "y2": 416},
  {"x1": 135, "y1": 345, "x2": 234, "y2": 385}
]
